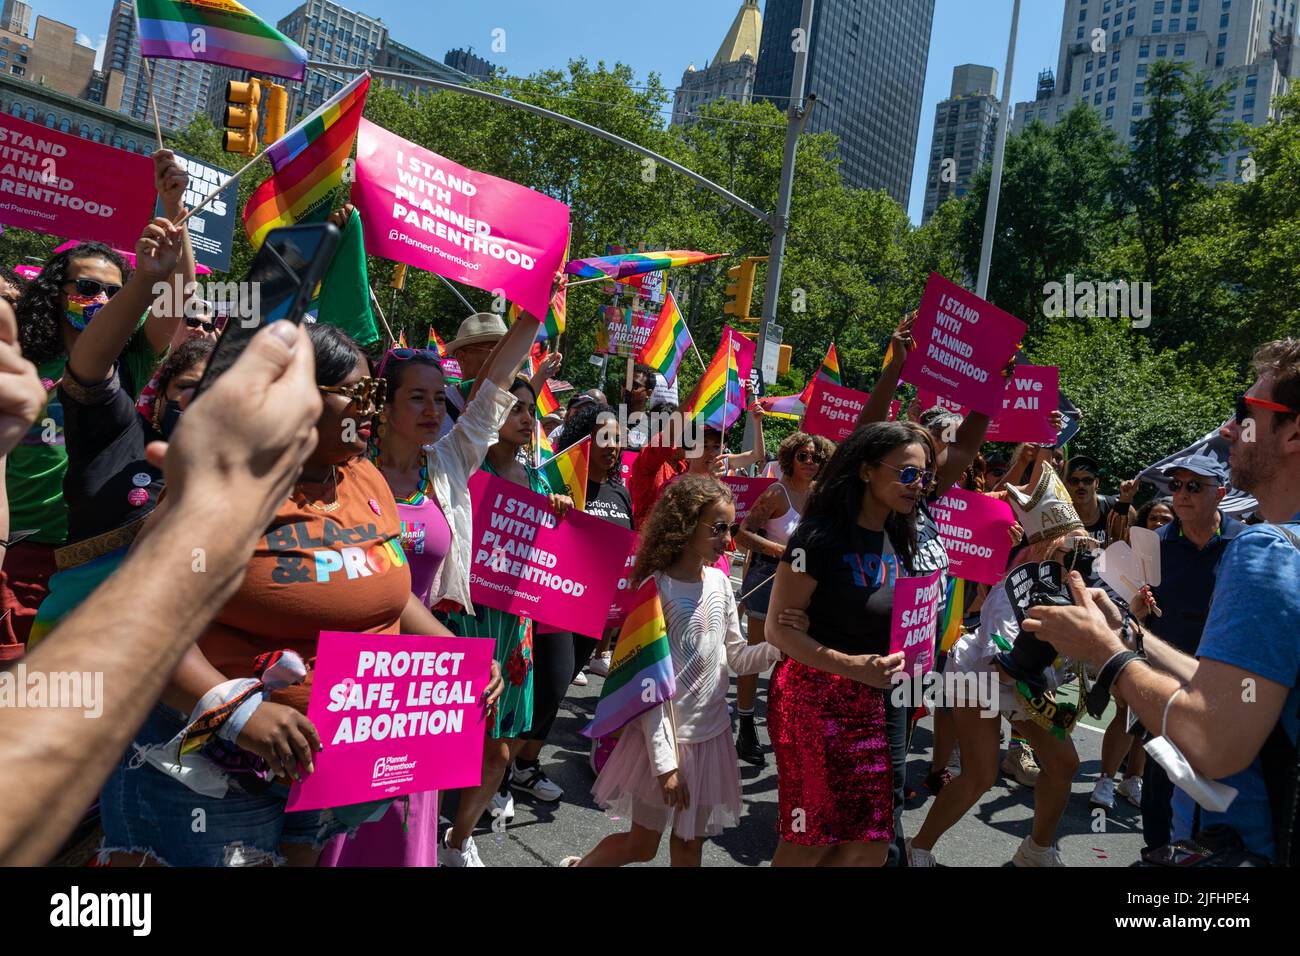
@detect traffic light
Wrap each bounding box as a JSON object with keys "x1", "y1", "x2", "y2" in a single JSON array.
[
  {"x1": 390, "y1": 262, "x2": 407, "y2": 290},
  {"x1": 262, "y1": 82, "x2": 288, "y2": 146},
  {"x1": 737, "y1": 331, "x2": 792, "y2": 377},
  {"x1": 723, "y1": 255, "x2": 768, "y2": 322},
  {"x1": 223, "y1": 78, "x2": 262, "y2": 156}
]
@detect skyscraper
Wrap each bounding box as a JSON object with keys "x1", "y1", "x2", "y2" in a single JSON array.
[
  {"x1": 444, "y1": 48, "x2": 495, "y2": 80},
  {"x1": 671, "y1": 0, "x2": 763, "y2": 126},
  {"x1": 753, "y1": 0, "x2": 935, "y2": 204},
  {"x1": 103, "y1": 0, "x2": 212, "y2": 132},
  {"x1": 922, "y1": 65, "x2": 1000, "y2": 223},
  {"x1": 277, "y1": 1, "x2": 388, "y2": 121},
  {"x1": 374, "y1": 38, "x2": 473, "y2": 95},
  {"x1": 1012, "y1": 0, "x2": 1299, "y2": 183},
  {"x1": 2, "y1": 0, "x2": 30, "y2": 35}
]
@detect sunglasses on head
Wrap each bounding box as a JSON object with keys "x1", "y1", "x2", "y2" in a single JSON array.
[
  {"x1": 375, "y1": 347, "x2": 442, "y2": 378},
  {"x1": 184, "y1": 315, "x2": 226, "y2": 333},
  {"x1": 796, "y1": 451, "x2": 826, "y2": 465},
  {"x1": 702, "y1": 520, "x2": 741, "y2": 539},
  {"x1": 66, "y1": 278, "x2": 121, "y2": 299},
  {"x1": 318, "y1": 376, "x2": 387, "y2": 416},
  {"x1": 1235, "y1": 393, "x2": 1298, "y2": 424},
  {"x1": 878, "y1": 462, "x2": 935, "y2": 488},
  {"x1": 1168, "y1": 478, "x2": 1216, "y2": 494}
]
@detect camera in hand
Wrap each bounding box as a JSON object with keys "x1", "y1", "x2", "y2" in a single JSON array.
[{"x1": 994, "y1": 561, "x2": 1076, "y2": 697}]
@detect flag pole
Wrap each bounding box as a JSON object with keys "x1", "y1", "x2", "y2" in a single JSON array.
[
  {"x1": 368, "y1": 287, "x2": 397, "y2": 345},
  {"x1": 173, "y1": 150, "x2": 264, "y2": 226},
  {"x1": 131, "y1": 1, "x2": 165, "y2": 150}
]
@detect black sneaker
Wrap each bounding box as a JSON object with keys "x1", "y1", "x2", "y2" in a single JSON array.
[{"x1": 736, "y1": 715, "x2": 766, "y2": 766}]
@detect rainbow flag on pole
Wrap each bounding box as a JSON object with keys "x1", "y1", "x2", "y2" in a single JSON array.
[
  {"x1": 682, "y1": 330, "x2": 742, "y2": 430},
  {"x1": 536, "y1": 380, "x2": 560, "y2": 418},
  {"x1": 508, "y1": 278, "x2": 567, "y2": 341},
  {"x1": 427, "y1": 325, "x2": 448, "y2": 358},
  {"x1": 243, "y1": 72, "x2": 370, "y2": 249},
  {"x1": 135, "y1": 0, "x2": 308, "y2": 80},
  {"x1": 538, "y1": 434, "x2": 590, "y2": 512},
  {"x1": 534, "y1": 418, "x2": 555, "y2": 469},
  {"x1": 757, "y1": 392, "x2": 806, "y2": 420},
  {"x1": 637, "y1": 291, "x2": 692, "y2": 383},
  {"x1": 799, "y1": 342, "x2": 841, "y2": 404},
  {"x1": 583, "y1": 577, "x2": 676, "y2": 739},
  {"x1": 565, "y1": 250, "x2": 722, "y2": 281}
]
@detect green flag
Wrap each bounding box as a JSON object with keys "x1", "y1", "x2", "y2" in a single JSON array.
[{"x1": 311, "y1": 208, "x2": 379, "y2": 348}]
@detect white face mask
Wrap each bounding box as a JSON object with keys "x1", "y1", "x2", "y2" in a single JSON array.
[{"x1": 1144, "y1": 734, "x2": 1238, "y2": 814}]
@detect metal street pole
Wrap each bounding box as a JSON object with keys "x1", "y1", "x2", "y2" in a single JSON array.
[
  {"x1": 745, "y1": 0, "x2": 815, "y2": 455},
  {"x1": 975, "y1": 0, "x2": 1021, "y2": 299}
]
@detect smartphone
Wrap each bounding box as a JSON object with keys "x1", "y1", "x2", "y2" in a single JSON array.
[{"x1": 192, "y1": 222, "x2": 341, "y2": 397}]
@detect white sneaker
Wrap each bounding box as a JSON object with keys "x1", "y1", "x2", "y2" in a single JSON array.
[
  {"x1": 572, "y1": 670, "x2": 588, "y2": 686},
  {"x1": 1117, "y1": 775, "x2": 1143, "y2": 807},
  {"x1": 441, "y1": 830, "x2": 485, "y2": 867},
  {"x1": 1090, "y1": 775, "x2": 1116, "y2": 810},
  {"x1": 1011, "y1": 836, "x2": 1065, "y2": 867},
  {"x1": 587, "y1": 652, "x2": 612, "y2": 677},
  {"x1": 511, "y1": 761, "x2": 563, "y2": 802},
  {"x1": 489, "y1": 788, "x2": 515, "y2": 823},
  {"x1": 906, "y1": 838, "x2": 938, "y2": 867}
]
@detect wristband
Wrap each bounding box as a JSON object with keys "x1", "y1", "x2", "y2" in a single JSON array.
[
  {"x1": 1086, "y1": 650, "x2": 1145, "y2": 717},
  {"x1": 217, "y1": 690, "x2": 266, "y2": 743}
]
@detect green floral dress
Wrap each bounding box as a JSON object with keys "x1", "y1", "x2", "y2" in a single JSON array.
[{"x1": 441, "y1": 459, "x2": 552, "y2": 739}]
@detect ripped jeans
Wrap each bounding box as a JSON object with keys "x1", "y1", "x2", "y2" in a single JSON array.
[{"x1": 99, "y1": 703, "x2": 349, "y2": 866}]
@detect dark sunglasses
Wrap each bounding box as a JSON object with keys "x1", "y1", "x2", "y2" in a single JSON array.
[
  {"x1": 1168, "y1": 478, "x2": 1216, "y2": 494},
  {"x1": 1235, "y1": 393, "x2": 1298, "y2": 424},
  {"x1": 1067, "y1": 474, "x2": 1097, "y2": 486},
  {"x1": 879, "y1": 462, "x2": 935, "y2": 488},
  {"x1": 184, "y1": 315, "x2": 226, "y2": 333},
  {"x1": 702, "y1": 520, "x2": 741, "y2": 539},
  {"x1": 795, "y1": 451, "x2": 826, "y2": 465},
  {"x1": 318, "y1": 376, "x2": 387, "y2": 416},
  {"x1": 65, "y1": 278, "x2": 121, "y2": 299}
]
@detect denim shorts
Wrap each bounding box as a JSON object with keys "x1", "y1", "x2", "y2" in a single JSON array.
[
  {"x1": 99, "y1": 703, "x2": 350, "y2": 866},
  {"x1": 739, "y1": 552, "x2": 779, "y2": 619}
]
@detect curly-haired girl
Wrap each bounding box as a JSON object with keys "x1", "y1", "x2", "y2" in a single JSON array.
[{"x1": 568, "y1": 475, "x2": 784, "y2": 867}]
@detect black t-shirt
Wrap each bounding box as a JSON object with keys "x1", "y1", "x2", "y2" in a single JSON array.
[
  {"x1": 60, "y1": 363, "x2": 163, "y2": 544},
  {"x1": 781, "y1": 517, "x2": 901, "y2": 656},
  {"x1": 914, "y1": 496, "x2": 950, "y2": 618},
  {"x1": 1084, "y1": 494, "x2": 1119, "y2": 546},
  {"x1": 585, "y1": 479, "x2": 633, "y2": 530}
]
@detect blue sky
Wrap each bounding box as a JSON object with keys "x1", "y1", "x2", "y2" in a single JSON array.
[{"x1": 44, "y1": 0, "x2": 1065, "y2": 222}]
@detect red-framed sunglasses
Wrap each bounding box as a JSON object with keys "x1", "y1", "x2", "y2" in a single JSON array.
[{"x1": 1235, "y1": 394, "x2": 1298, "y2": 424}]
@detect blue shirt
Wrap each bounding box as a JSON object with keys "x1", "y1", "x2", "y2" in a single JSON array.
[
  {"x1": 1172, "y1": 514, "x2": 1300, "y2": 859},
  {"x1": 1150, "y1": 511, "x2": 1245, "y2": 655}
]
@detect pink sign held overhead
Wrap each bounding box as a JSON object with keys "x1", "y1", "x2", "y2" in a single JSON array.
[
  {"x1": 918, "y1": 365, "x2": 1059, "y2": 444},
  {"x1": 285, "y1": 631, "x2": 494, "y2": 812},
  {"x1": 902, "y1": 273, "x2": 1025, "y2": 418},
  {"x1": 468, "y1": 471, "x2": 636, "y2": 638},
  {"x1": 721, "y1": 475, "x2": 776, "y2": 524},
  {"x1": 928, "y1": 486, "x2": 1016, "y2": 585},
  {"x1": 801, "y1": 379, "x2": 870, "y2": 443},
  {"x1": 352, "y1": 118, "x2": 571, "y2": 320},
  {"x1": 890, "y1": 570, "x2": 943, "y2": 676},
  {"x1": 0, "y1": 112, "x2": 155, "y2": 249}
]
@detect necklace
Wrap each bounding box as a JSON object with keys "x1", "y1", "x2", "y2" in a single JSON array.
[
  {"x1": 296, "y1": 466, "x2": 340, "y2": 513},
  {"x1": 391, "y1": 453, "x2": 430, "y2": 506}
]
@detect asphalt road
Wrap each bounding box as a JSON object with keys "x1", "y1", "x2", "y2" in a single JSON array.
[{"x1": 471, "y1": 669, "x2": 1149, "y2": 867}]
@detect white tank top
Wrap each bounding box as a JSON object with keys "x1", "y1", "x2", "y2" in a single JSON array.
[{"x1": 764, "y1": 482, "x2": 802, "y2": 547}]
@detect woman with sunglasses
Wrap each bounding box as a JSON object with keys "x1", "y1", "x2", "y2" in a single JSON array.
[
  {"x1": 4, "y1": 153, "x2": 195, "y2": 658},
  {"x1": 731, "y1": 431, "x2": 827, "y2": 767},
  {"x1": 317, "y1": 292, "x2": 548, "y2": 868},
  {"x1": 909, "y1": 449, "x2": 1091, "y2": 868},
  {"x1": 100, "y1": 324, "x2": 502, "y2": 868},
  {"x1": 567, "y1": 475, "x2": 781, "y2": 866}
]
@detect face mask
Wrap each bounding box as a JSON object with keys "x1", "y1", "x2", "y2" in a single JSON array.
[
  {"x1": 160, "y1": 399, "x2": 184, "y2": 439},
  {"x1": 1144, "y1": 735, "x2": 1238, "y2": 813},
  {"x1": 65, "y1": 293, "x2": 108, "y2": 330}
]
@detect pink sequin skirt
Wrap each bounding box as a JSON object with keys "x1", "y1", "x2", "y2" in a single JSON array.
[{"x1": 768, "y1": 658, "x2": 893, "y2": 846}]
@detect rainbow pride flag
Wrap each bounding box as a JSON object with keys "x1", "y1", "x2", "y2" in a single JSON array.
[
  {"x1": 136, "y1": 0, "x2": 307, "y2": 81},
  {"x1": 683, "y1": 330, "x2": 742, "y2": 430},
  {"x1": 534, "y1": 418, "x2": 555, "y2": 469},
  {"x1": 799, "y1": 343, "x2": 842, "y2": 404},
  {"x1": 427, "y1": 325, "x2": 448, "y2": 357},
  {"x1": 538, "y1": 434, "x2": 589, "y2": 511},
  {"x1": 583, "y1": 577, "x2": 676, "y2": 739},
  {"x1": 637, "y1": 291, "x2": 692, "y2": 383},
  {"x1": 243, "y1": 72, "x2": 370, "y2": 249},
  {"x1": 395, "y1": 329, "x2": 408, "y2": 349},
  {"x1": 536, "y1": 380, "x2": 560, "y2": 418},
  {"x1": 564, "y1": 250, "x2": 722, "y2": 281},
  {"x1": 758, "y1": 392, "x2": 806, "y2": 420},
  {"x1": 508, "y1": 277, "x2": 566, "y2": 340},
  {"x1": 939, "y1": 578, "x2": 965, "y2": 652}
]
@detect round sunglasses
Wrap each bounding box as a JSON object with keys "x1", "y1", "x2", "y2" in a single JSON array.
[
  {"x1": 701, "y1": 520, "x2": 741, "y2": 539},
  {"x1": 878, "y1": 462, "x2": 935, "y2": 488},
  {"x1": 795, "y1": 451, "x2": 825, "y2": 466}
]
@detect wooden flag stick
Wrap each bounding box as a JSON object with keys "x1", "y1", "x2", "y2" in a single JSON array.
[
  {"x1": 131, "y1": 2, "x2": 165, "y2": 150},
  {"x1": 368, "y1": 287, "x2": 397, "y2": 346},
  {"x1": 173, "y1": 150, "x2": 263, "y2": 227}
]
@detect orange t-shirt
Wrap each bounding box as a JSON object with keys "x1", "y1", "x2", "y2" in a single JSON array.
[{"x1": 198, "y1": 458, "x2": 412, "y2": 696}]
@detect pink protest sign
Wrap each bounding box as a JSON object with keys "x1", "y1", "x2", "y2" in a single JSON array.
[
  {"x1": 285, "y1": 631, "x2": 494, "y2": 812},
  {"x1": 918, "y1": 365, "x2": 1059, "y2": 444},
  {"x1": 620, "y1": 450, "x2": 638, "y2": 483},
  {"x1": 890, "y1": 570, "x2": 942, "y2": 676},
  {"x1": 603, "y1": 305, "x2": 658, "y2": 357},
  {"x1": 722, "y1": 475, "x2": 776, "y2": 524},
  {"x1": 0, "y1": 112, "x2": 155, "y2": 249},
  {"x1": 928, "y1": 486, "x2": 1015, "y2": 585},
  {"x1": 352, "y1": 118, "x2": 571, "y2": 320},
  {"x1": 468, "y1": 471, "x2": 636, "y2": 637},
  {"x1": 606, "y1": 538, "x2": 640, "y2": 627},
  {"x1": 801, "y1": 379, "x2": 870, "y2": 442},
  {"x1": 901, "y1": 273, "x2": 1025, "y2": 417},
  {"x1": 723, "y1": 324, "x2": 756, "y2": 385}
]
